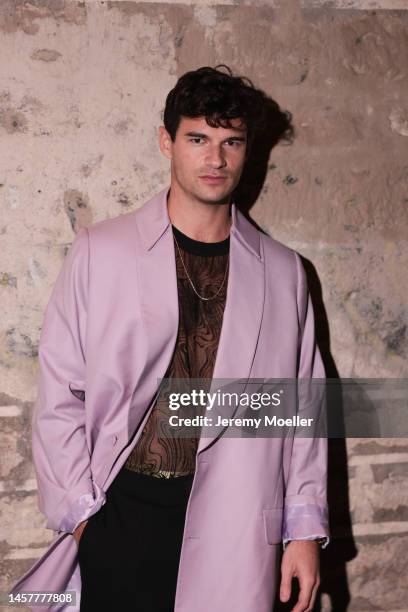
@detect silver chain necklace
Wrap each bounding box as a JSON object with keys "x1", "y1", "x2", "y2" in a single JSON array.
[{"x1": 173, "y1": 231, "x2": 229, "y2": 302}]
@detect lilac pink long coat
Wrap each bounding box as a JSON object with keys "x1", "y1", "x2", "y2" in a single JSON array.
[{"x1": 10, "y1": 186, "x2": 329, "y2": 611}]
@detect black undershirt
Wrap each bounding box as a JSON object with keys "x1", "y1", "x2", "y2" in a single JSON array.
[{"x1": 171, "y1": 224, "x2": 230, "y2": 256}]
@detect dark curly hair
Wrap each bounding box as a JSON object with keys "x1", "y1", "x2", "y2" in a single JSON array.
[{"x1": 163, "y1": 65, "x2": 268, "y2": 151}]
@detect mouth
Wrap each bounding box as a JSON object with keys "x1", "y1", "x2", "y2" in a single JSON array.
[{"x1": 199, "y1": 175, "x2": 228, "y2": 184}]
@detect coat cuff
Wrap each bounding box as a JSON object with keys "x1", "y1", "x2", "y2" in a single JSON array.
[
  {"x1": 282, "y1": 535, "x2": 330, "y2": 551},
  {"x1": 283, "y1": 500, "x2": 329, "y2": 549},
  {"x1": 55, "y1": 480, "x2": 106, "y2": 533}
]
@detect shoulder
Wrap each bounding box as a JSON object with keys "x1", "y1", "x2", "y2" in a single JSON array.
[
  {"x1": 260, "y1": 231, "x2": 295, "y2": 261},
  {"x1": 83, "y1": 189, "x2": 160, "y2": 252},
  {"x1": 260, "y1": 231, "x2": 302, "y2": 276},
  {"x1": 259, "y1": 230, "x2": 308, "y2": 309},
  {"x1": 85, "y1": 209, "x2": 138, "y2": 242},
  {"x1": 84, "y1": 187, "x2": 166, "y2": 247}
]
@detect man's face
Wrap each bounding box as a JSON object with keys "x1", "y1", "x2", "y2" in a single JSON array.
[{"x1": 159, "y1": 116, "x2": 248, "y2": 205}]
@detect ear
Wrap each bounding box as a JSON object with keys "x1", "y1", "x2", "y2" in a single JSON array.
[{"x1": 158, "y1": 125, "x2": 173, "y2": 160}]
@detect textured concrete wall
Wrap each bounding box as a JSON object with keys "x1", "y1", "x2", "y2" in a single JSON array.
[{"x1": 1, "y1": 1, "x2": 407, "y2": 610}]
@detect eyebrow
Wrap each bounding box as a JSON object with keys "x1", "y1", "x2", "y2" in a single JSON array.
[{"x1": 184, "y1": 131, "x2": 247, "y2": 142}]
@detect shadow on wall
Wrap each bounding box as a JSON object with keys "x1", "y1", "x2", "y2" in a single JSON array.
[
  {"x1": 274, "y1": 260, "x2": 358, "y2": 612},
  {"x1": 233, "y1": 94, "x2": 295, "y2": 215},
  {"x1": 234, "y1": 92, "x2": 358, "y2": 611}
]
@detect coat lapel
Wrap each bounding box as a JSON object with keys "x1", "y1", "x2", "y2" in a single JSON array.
[
  {"x1": 133, "y1": 186, "x2": 265, "y2": 455},
  {"x1": 196, "y1": 200, "x2": 265, "y2": 454},
  {"x1": 126, "y1": 188, "x2": 179, "y2": 438}
]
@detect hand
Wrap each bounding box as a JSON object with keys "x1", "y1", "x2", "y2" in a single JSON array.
[
  {"x1": 279, "y1": 540, "x2": 320, "y2": 612},
  {"x1": 73, "y1": 520, "x2": 89, "y2": 547}
]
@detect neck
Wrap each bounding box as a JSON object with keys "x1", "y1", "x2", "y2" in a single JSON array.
[{"x1": 166, "y1": 182, "x2": 232, "y2": 243}]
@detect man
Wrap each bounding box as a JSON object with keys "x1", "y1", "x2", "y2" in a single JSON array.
[{"x1": 10, "y1": 66, "x2": 329, "y2": 612}]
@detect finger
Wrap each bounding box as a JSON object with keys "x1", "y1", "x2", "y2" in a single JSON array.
[
  {"x1": 290, "y1": 578, "x2": 315, "y2": 612},
  {"x1": 279, "y1": 566, "x2": 294, "y2": 603},
  {"x1": 304, "y1": 577, "x2": 321, "y2": 612}
]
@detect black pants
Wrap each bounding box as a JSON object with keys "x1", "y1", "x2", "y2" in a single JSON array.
[{"x1": 78, "y1": 466, "x2": 194, "y2": 611}]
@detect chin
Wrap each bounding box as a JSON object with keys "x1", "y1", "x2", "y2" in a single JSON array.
[
  {"x1": 195, "y1": 186, "x2": 234, "y2": 204},
  {"x1": 199, "y1": 193, "x2": 231, "y2": 205}
]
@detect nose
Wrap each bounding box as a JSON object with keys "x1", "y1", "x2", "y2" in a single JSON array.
[{"x1": 206, "y1": 144, "x2": 227, "y2": 169}]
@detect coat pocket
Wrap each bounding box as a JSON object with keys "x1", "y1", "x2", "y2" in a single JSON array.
[
  {"x1": 68, "y1": 380, "x2": 85, "y2": 401},
  {"x1": 262, "y1": 507, "x2": 284, "y2": 545}
]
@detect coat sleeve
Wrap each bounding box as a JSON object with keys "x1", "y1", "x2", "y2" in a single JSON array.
[
  {"x1": 282, "y1": 252, "x2": 330, "y2": 549},
  {"x1": 31, "y1": 227, "x2": 106, "y2": 534}
]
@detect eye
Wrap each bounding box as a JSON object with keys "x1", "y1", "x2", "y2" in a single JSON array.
[
  {"x1": 225, "y1": 139, "x2": 241, "y2": 147},
  {"x1": 189, "y1": 137, "x2": 205, "y2": 144}
]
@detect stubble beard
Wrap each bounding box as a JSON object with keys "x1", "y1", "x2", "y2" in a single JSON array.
[{"x1": 190, "y1": 177, "x2": 236, "y2": 207}]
